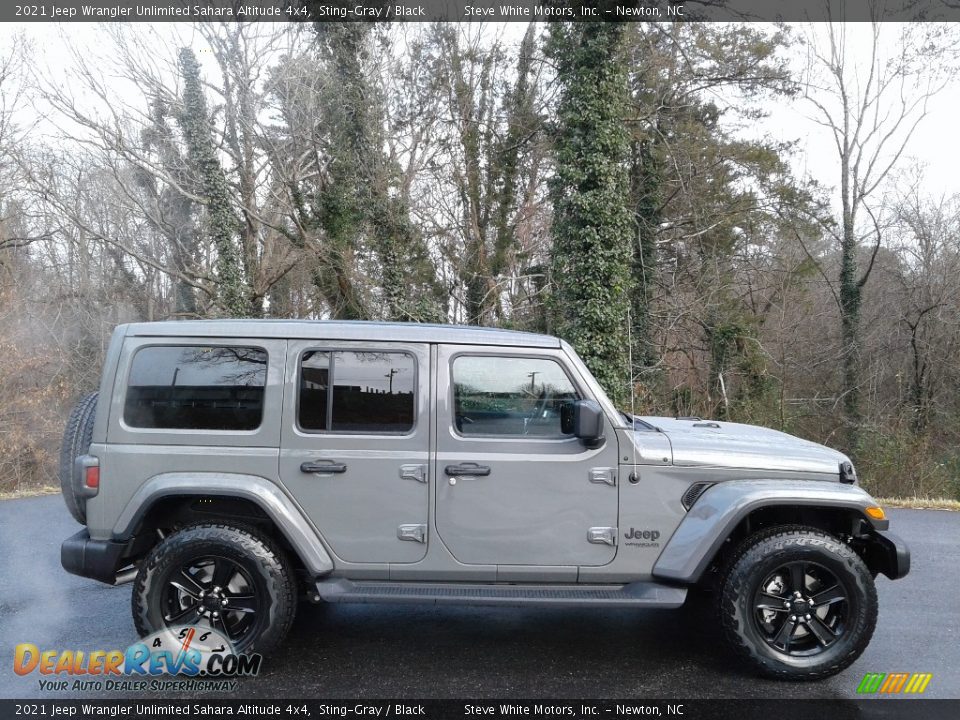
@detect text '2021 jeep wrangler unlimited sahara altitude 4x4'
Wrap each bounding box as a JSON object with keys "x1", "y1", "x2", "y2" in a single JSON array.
[{"x1": 60, "y1": 320, "x2": 909, "y2": 680}]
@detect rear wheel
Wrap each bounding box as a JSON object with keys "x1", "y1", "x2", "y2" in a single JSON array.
[
  {"x1": 133, "y1": 524, "x2": 296, "y2": 655},
  {"x1": 718, "y1": 525, "x2": 877, "y2": 680}
]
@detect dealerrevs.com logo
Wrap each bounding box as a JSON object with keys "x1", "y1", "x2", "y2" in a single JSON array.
[{"x1": 14, "y1": 627, "x2": 262, "y2": 693}]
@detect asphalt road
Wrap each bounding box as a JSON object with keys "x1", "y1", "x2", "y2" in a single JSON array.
[{"x1": 1, "y1": 495, "x2": 957, "y2": 700}]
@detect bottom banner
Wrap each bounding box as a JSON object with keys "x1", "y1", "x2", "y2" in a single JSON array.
[{"x1": 1, "y1": 699, "x2": 958, "y2": 720}]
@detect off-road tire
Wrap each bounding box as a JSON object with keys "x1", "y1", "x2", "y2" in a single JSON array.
[
  {"x1": 718, "y1": 525, "x2": 878, "y2": 680},
  {"x1": 59, "y1": 392, "x2": 98, "y2": 524},
  {"x1": 133, "y1": 523, "x2": 297, "y2": 655}
]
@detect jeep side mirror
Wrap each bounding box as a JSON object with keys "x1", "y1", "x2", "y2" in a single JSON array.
[{"x1": 571, "y1": 399, "x2": 604, "y2": 448}]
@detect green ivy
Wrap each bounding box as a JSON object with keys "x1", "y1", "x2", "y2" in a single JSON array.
[
  {"x1": 176, "y1": 49, "x2": 246, "y2": 317},
  {"x1": 547, "y1": 22, "x2": 633, "y2": 405}
]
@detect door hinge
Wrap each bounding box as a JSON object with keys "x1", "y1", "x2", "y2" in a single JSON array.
[
  {"x1": 399, "y1": 464, "x2": 427, "y2": 483},
  {"x1": 397, "y1": 524, "x2": 427, "y2": 543},
  {"x1": 588, "y1": 467, "x2": 617, "y2": 486},
  {"x1": 587, "y1": 527, "x2": 618, "y2": 546}
]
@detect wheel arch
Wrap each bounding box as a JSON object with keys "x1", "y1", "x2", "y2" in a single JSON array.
[
  {"x1": 652, "y1": 480, "x2": 891, "y2": 584},
  {"x1": 114, "y1": 473, "x2": 334, "y2": 577}
]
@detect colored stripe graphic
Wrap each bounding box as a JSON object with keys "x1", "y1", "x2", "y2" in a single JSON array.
[
  {"x1": 857, "y1": 673, "x2": 885, "y2": 693},
  {"x1": 858, "y1": 672, "x2": 932, "y2": 694},
  {"x1": 904, "y1": 674, "x2": 933, "y2": 694},
  {"x1": 880, "y1": 673, "x2": 909, "y2": 693}
]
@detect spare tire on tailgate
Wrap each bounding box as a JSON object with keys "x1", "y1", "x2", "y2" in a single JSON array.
[{"x1": 59, "y1": 392, "x2": 98, "y2": 524}]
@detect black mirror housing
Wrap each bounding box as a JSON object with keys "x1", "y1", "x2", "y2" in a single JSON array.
[{"x1": 572, "y1": 399, "x2": 604, "y2": 448}]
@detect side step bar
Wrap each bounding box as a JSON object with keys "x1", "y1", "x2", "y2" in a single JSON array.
[{"x1": 315, "y1": 578, "x2": 687, "y2": 609}]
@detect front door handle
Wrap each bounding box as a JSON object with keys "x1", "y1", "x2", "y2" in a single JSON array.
[
  {"x1": 444, "y1": 463, "x2": 491, "y2": 477},
  {"x1": 301, "y1": 460, "x2": 348, "y2": 474}
]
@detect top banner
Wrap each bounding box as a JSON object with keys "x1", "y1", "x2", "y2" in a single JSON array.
[{"x1": 6, "y1": 0, "x2": 960, "y2": 23}]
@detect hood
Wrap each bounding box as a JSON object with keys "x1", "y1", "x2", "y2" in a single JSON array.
[{"x1": 637, "y1": 417, "x2": 849, "y2": 476}]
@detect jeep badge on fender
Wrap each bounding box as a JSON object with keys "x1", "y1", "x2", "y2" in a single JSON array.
[
  {"x1": 624, "y1": 528, "x2": 660, "y2": 542},
  {"x1": 59, "y1": 320, "x2": 910, "y2": 679}
]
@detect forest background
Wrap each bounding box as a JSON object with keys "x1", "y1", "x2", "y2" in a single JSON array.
[{"x1": 1, "y1": 19, "x2": 959, "y2": 502}]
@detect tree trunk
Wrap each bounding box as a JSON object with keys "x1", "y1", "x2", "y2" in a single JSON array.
[
  {"x1": 839, "y1": 156, "x2": 862, "y2": 454},
  {"x1": 629, "y1": 138, "x2": 661, "y2": 396}
]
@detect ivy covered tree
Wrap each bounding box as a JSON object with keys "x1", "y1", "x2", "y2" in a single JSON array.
[
  {"x1": 547, "y1": 22, "x2": 633, "y2": 404},
  {"x1": 176, "y1": 48, "x2": 247, "y2": 317},
  {"x1": 136, "y1": 99, "x2": 198, "y2": 318},
  {"x1": 314, "y1": 22, "x2": 442, "y2": 322}
]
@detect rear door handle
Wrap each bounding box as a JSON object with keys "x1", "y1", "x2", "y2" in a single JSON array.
[
  {"x1": 301, "y1": 460, "x2": 347, "y2": 474},
  {"x1": 444, "y1": 463, "x2": 491, "y2": 477}
]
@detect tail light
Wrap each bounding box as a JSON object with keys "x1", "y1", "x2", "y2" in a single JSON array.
[
  {"x1": 84, "y1": 465, "x2": 100, "y2": 490},
  {"x1": 75, "y1": 455, "x2": 100, "y2": 498}
]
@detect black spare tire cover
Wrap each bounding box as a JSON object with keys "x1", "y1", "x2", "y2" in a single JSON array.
[{"x1": 59, "y1": 392, "x2": 98, "y2": 524}]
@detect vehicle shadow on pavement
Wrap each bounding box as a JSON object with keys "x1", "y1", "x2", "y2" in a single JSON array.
[{"x1": 235, "y1": 594, "x2": 813, "y2": 699}]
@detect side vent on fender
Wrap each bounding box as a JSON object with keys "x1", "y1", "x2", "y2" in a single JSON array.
[{"x1": 681, "y1": 482, "x2": 715, "y2": 511}]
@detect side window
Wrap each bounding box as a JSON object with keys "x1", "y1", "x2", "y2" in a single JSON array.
[
  {"x1": 452, "y1": 356, "x2": 580, "y2": 437},
  {"x1": 124, "y1": 346, "x2": 267, "y2": 431},
  {"x1": 299, "y1": 351, "x2": 416, "y2": 434}
]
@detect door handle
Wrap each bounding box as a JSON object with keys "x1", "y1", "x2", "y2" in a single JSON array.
[
  {"x1": 301, "y1": 460, "x2": 348, "y2": 474},
  {"x1": 444, "y1": 463, "x2": 491, "y2": 477}
]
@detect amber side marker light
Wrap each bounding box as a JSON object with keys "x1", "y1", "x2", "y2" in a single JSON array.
[{"x1": 865, "y1": 506, "x2": 886, "y2": 521}]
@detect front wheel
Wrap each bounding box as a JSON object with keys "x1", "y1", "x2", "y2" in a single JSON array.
[
  {"x1": 718, "y1": 525, "x2": 877, "y2": 680},
  {"x1": 133, "y1": 524, "x2": 297, "y2": 655}
]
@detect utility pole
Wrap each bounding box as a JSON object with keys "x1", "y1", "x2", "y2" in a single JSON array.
[
  {"x1": 385, "y1": 368, "x2": 399, "y2": 394},
  {"x1": 527, "y1": 371, "x2": 540, "y2": 393}
]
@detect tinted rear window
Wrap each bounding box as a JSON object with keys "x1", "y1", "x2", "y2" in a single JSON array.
[
  {"x1": 124, "y1": 346, "x2": 267, "y2": 430},
  {"x1": 299, "y1": 350, "x2": 415, "y2": 433}
]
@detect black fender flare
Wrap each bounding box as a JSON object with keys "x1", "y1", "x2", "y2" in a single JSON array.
[
  {"x1": 113, "y1": 472, "x2": 335, "y2": 577},
  {"x1": 652, "y1": 479, "x2": 893, "y2": 584}
]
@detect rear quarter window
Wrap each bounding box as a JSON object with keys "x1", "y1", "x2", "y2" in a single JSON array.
[{"x1": 123, "y1": 345, "x2": 267, "y2": 431}]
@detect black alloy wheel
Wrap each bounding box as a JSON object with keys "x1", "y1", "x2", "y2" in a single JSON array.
[
  {"x1": 162, "y1": 555, "x2": 263, "y2": 645},
  {"x1": 752, "y1": 560, "x2": 849, "y2": 655}
]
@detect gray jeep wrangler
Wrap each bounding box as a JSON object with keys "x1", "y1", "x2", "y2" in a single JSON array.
[{"x1": 60, "y1": 320, "x2": 909, "y2": 680}]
